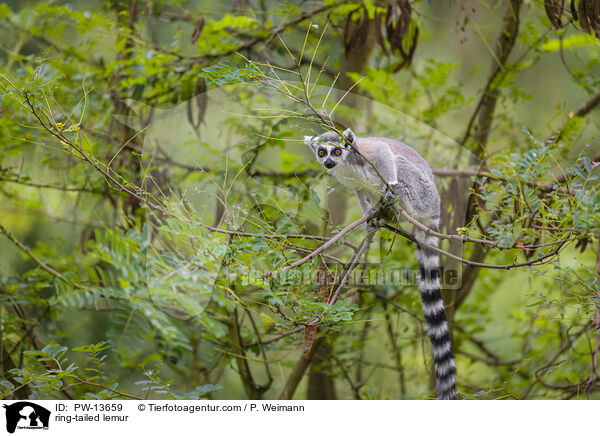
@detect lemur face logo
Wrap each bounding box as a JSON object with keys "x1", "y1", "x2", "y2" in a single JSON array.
[
  {"x1": 304, "y1": 128, "x2": 355, "y2": 169},
  {"x1": 2, "y1": 402, "x2": 51, "y2": 433}
]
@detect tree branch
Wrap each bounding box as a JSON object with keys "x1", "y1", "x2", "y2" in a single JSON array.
[{"x1": 279, "y1": 336, "x2": 325, "y2": 400}]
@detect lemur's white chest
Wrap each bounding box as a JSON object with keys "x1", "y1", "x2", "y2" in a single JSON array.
[{"x1": 330, "y1": 161, "x2": 381, "y2": 191}]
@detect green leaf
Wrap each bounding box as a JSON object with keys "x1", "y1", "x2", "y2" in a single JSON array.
[
  {"x1": 541, "y1": 34, "x2": 599, "y2": 52},
  {"x1": 0, "y1": 380, "x2": 14, "y2": 389},
  {"x1": 0, "y1": 4, "x2": 11, "y2": 19}
]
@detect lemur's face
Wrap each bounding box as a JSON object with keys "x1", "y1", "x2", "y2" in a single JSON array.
[{"x1": 304, "y1": 129, "x2": 355, "y2": 170}]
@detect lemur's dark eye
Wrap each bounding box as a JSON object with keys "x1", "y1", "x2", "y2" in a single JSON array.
[
  {"x1": 333, "y1": 148, "x2": 342, "y2": 156},
  {"x1": 318, "y1": 150, "x2": 325, "y2": 157}
]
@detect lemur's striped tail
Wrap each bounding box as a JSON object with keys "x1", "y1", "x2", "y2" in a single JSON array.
[{"x1": 415, "y1": 227, "x2": 456, "y2": 400}]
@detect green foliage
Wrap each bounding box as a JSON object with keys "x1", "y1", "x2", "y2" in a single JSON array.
[
  {"x1": 0, "y1": 0, "x2": 599, "y2": 402},
  {"x1": 199, "y1": 62, "x2": 259, "y2": 87}
]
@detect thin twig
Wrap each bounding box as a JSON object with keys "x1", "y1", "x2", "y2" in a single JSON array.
[
  {"x1": 383, "y1": 223, "x2": 567, "y2": 270},
  {"x1": 584, "y1": 240, "x2": 600, "y2": 391},
  {"x1": 281, "y1": 214, "x2": 371, "y2": 271},
  {"x1": 0, "y1": 222, "x2": 81, "y2": 288},
  {"x1": 327, "y1": 234, "x2": 373, "y2": 307},
  {"x1": 69, "y1": 375, "x2": 143, "y2": 400}
]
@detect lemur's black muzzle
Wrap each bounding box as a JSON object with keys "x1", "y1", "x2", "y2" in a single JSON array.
[{"x1": 324, "y1": 159, "x2": 336, "y2": 169}]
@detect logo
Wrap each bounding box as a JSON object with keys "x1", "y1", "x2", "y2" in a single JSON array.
[{"x1": 2, "y1": 402, "x2": 50, "y2": 434}]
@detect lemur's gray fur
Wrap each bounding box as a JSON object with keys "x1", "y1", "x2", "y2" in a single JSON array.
[{"x1": 304, "y1": 128, "x2": 456, "y2": 400}]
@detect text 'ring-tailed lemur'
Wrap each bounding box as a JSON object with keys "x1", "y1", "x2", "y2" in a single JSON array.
[{"x1": 304, "y1": 128, "x2": 456, "y2": 400}]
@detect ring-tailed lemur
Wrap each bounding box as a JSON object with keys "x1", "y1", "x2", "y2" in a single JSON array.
[{"x1": 304, "y1": 128, "x2": 456, "y2": 400}]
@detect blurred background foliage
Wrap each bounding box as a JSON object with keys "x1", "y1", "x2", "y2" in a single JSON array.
[{"x1": 0, "y1": 0, "x2": 599, "y2": 400}]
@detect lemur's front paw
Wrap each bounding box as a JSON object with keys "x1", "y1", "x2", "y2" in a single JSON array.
[
  {"x1": 363, "y1": 220, "x2": 378, "y2": 234},
  {"x1": 382, "y1": 183, "x2": 399, "y2": 207},
  {"x1": 388, "y1": 181, "x2": 401, "y2": 194},
  {"x1": 363, "y1": 216, "x2": 383, "y2": 234}
]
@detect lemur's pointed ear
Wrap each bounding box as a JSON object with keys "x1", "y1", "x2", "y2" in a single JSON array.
[
  {"x1": 304, "y1": 135, "x2": 316, "y2": 151},
  {"x1": 342, "y1": 128, "x2": 355, "y2": 147}
]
